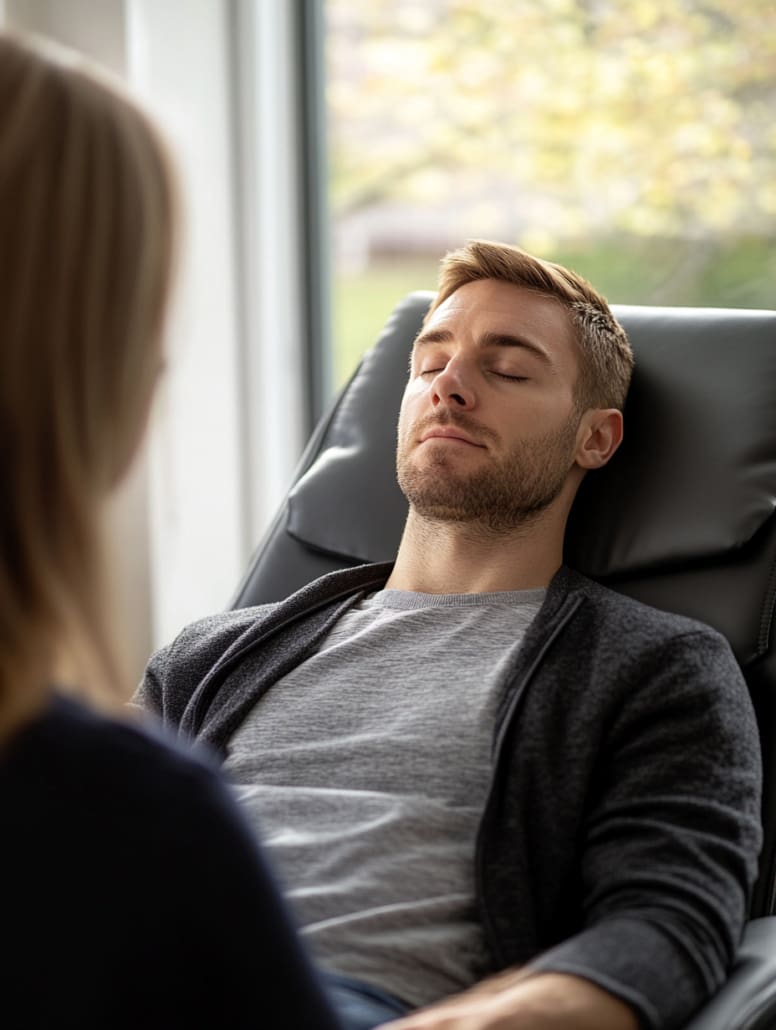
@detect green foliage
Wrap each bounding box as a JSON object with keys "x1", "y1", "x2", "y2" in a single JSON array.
[
  {"x1": 327, "y1": 0, "x2": 776, "y2": 238},
  {"x1": 325, "y1": 1, "x2": 776, "y2": 389},
  {"x1": 333, "y1": 259, "x2": 438, "y2": 386}
]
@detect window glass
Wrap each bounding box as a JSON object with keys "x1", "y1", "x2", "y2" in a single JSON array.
[{"x1": 325, "y1": 0, "x2": 776, "y2": 388}]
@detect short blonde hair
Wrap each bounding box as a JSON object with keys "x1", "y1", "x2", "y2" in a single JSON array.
[
  {"x1": 0, "y1": 33, "x2": 177, "y2": 718},
  {"x1": 428, "y1": 239, "x2": 634, "y2": 412}
]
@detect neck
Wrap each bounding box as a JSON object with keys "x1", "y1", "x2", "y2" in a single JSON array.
[{"x1": 385, "y1": 506, "x2": 568, "y2": 594}]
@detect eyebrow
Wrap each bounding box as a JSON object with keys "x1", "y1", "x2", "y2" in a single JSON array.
[{"x1": 413, "y1": 328, "x2": 555, "y2": 367}]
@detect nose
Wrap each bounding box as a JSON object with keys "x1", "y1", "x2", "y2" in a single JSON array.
[{"x1": 430, "y1": 359, "x2": 476, "y2": 410}]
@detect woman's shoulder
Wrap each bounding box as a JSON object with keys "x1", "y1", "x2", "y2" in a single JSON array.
[
  {"x1": 1, "y1": 691, "x2": 279, "y2": 950},
  {"x1": 0, "y1": 694, "x2": 327, "y2": 1028},
  {"x1": 2, "y1": 693, "x2": 248, "y2": 850},
  {"x1": 7, "y1": 692, "x2": 215, "y2": 776}
]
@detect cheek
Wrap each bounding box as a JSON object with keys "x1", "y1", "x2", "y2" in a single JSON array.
[
  {"x1": 395, "y1": 387, "x2": 420, "y2": 449},
  {"x1": 404, "y1": 374, "x2": 427, "y2": 398},
  {"x1": 397, "y1": 404, "x2": 411, "y2": 445},
  {"x1": 398, "y1": 380, "x2": 425, "y2": 432}
]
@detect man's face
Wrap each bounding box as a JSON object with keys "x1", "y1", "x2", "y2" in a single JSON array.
[{"x1": 396, "y1": 278, "x2": 584, "y2": 532}]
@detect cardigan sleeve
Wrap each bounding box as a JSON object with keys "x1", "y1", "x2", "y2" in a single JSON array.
[{"x1": 527, "y1": 627, "x2": 763, "y2": 1029}]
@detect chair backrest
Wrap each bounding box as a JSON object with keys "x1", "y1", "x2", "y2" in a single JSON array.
[{"x1": 231, "y1": 291, "x2": 776, "y2": 918}]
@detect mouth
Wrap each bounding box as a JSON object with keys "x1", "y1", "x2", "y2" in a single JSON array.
[{"x1": 419, "y1": 427, "x2": 486, "y2": 448}]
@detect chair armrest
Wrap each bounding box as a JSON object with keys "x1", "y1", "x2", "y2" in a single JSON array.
[{"x1": 683, "y1": 918, "x2": 776, "y2": 1029}]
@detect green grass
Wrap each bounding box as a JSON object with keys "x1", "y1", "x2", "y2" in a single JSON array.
[{"x1": 332, "y1": 259, "x2": 438, "y2": 387}]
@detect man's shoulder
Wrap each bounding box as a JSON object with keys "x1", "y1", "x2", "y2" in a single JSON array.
[
  {"x1": 544, "y1": 568, "x2": 755, "y2": 751},
  {"x1": 153, "y1": 561, "x2": 394, "y2": 670},
  {"x1": 556, "y1": 565, "x2": 730, "y2": 649},
  {"x1": 134, "y1": 601, "x2": 276, "y2": 712},
  {"x1": 135, "y1": 603, "x2": 280, "y2": 709},
  {"x1": 163, "y1": 603, "x2": 278, "y2": 658},
  {"x1": 136, "y1": 561, "x2": 393, "y2": 718}
]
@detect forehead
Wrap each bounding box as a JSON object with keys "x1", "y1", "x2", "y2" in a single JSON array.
[{"x1": 423, "y1": 278, "x2": 577, "y2": 369}]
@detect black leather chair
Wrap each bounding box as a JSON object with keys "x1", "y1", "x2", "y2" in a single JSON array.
[{"x1": 232, "y1": 292, "x2": 776, "y2": 1028}]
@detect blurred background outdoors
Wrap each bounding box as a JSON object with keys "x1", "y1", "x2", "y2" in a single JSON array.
[{"x1": 325, "y1": 0, "x2": 776, "y2": 387}]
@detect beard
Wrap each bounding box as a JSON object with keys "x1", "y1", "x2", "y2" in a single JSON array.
[{"x1": 396, "y1": 410, "x2": 580, "y2": 534}]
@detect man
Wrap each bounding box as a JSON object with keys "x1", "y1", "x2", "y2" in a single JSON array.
[{"x1": 137, "y1": 241, "x2": 762, "y2": 1030}]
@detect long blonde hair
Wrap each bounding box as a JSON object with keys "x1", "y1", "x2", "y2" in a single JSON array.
[{"x1": 0, "y1": 33, "x2": 177, "y2": 730}]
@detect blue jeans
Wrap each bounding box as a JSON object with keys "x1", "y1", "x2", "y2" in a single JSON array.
[{"x1": 321, "y1": 972, "x2": 410, "y2": 1030}]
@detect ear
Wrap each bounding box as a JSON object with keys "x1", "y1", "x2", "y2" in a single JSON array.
[{"x1": 574, "y1": 408, "x2": 623, "y2": 470}]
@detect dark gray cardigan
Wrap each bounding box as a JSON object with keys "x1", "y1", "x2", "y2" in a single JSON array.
[{"x1": 138, "y1": 562, "x2": 763, "y2": 1030}]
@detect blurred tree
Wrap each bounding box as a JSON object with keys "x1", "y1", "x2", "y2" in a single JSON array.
[{"x1": 326, "y1": 0, "x2": 776, "y2": 245}]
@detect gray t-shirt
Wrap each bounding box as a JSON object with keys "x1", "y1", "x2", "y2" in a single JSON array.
[{"x1": 224, "y1": 586, "x2": 545, "y2": 1007}]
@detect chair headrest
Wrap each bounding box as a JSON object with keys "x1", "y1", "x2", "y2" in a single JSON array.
[
  {"x1": 288, "y1": 292, "x2": 776, "y2": 580},
  {"x1": 568, "y1": 304, "x2": 776, "y2": 576}
]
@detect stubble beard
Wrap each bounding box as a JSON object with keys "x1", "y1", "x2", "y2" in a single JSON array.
[{"x1": 396, "y1": 412, "x2": 580, "y2": 534}]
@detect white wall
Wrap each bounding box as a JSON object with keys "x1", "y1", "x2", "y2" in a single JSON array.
[{"x1": 126, "y1": 0, "x2": 248, "y2": 650}]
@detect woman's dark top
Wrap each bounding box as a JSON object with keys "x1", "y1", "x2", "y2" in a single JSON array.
[{"x1": 0, "y1": 693, "x2": 342, "y2": 1029}]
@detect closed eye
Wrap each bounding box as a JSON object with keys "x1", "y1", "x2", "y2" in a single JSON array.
[{"x1": 419, "y1": 368, "x2": 527, "y2": 381}]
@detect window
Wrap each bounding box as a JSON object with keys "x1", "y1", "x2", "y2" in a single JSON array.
[{"x1": 324, "y1": 0, "x2": 776, "y2": 391}]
